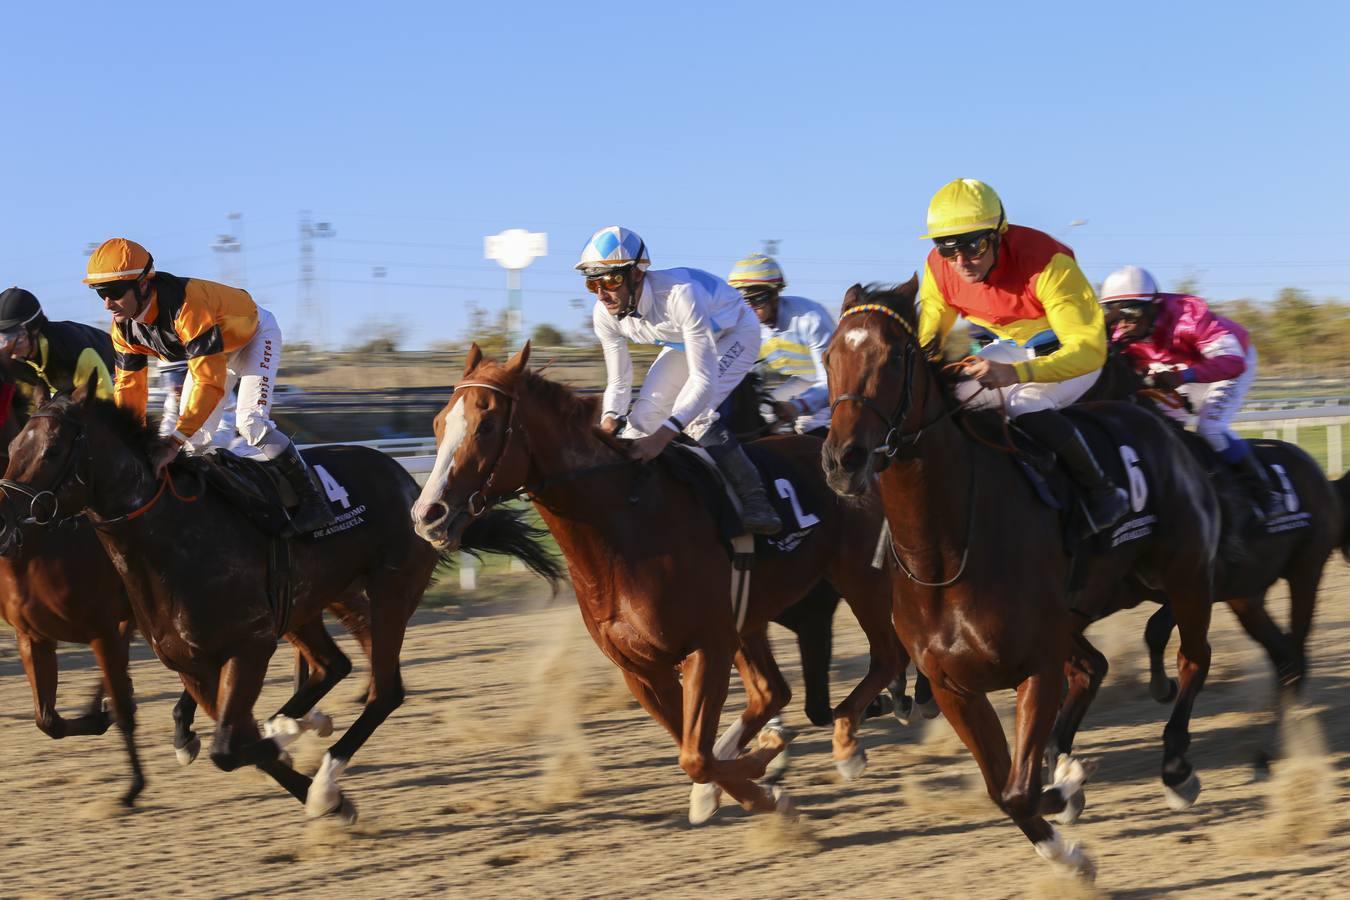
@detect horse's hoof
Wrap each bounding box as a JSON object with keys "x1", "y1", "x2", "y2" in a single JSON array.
[
  {"x1": 1163, "y1": 770, "x2": 1201, "y2": 810},
  {"x1": 278, "y1": 750, "x2": 294, "y2": 769},
  {"x1": 835, "y1": 746, "x2": 867, "y2": 782},
  {"x1": 918, "y1": 698, "x2": 941, "y2": 720},
  {"x1": 1150, "y1": 676, "x2": 1179, "y2": 704},
  {"x1": 771, "y1": 784, "x2": 798, "y2": 819},
  {"x1": 688, "y1": 782, "x2": 722, "y2": 825},
  {"x1": 334, "y1": 795, "x2": 358, "y2": 826},
  {"x1": 1054, "y1": 788, "x2": 1086, "y2": 825},
  {"x1": 120, "y1": 778, "x2": 146, "y2": 808},
  {"x1": 895, "y1": 695, "x2": 915, "y2": 726},
  {"x1": 303, "y1": 709, "x2": 335, "y2": 738},
  {"x1": 762, "y1": 745, "x2": 790, "y2": 784},
  {"x1": 175, "y1": 735, "x2": 200, "y2": 767},
  {"x1": 1252, "y1": 750, "x2": 1273, "y2": 780},
  {"x1": 1036, "y1": 834, "x2": 1095, "y2": 883}
]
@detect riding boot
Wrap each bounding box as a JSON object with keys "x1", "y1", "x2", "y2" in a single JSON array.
[
  {"x1": 1017, "y1": 410, "x2": 1130, "y2": 536},
  {"x1": 1231, "y1": 451, "x2": 1283, "y2": 521},
  {"x1": 713, "y1": 444, "x2": 783, "y2": 535},
  {"x1": 268, "y1": 442, "x2": 337, "y2": 536}
]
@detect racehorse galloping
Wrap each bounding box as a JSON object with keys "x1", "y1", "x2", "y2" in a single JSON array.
[
  {"x1": 821, "y1": 281, "x2": 1220, "y2": 879},
  {"x1": 0, "y1": 378, "x2": 559, "y2": 821},
  {"x1": 412, "y1": 344, "x2": 905, "y2": 823}
]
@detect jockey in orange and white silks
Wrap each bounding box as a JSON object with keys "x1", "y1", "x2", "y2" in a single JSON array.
[
  {"x1": 85, "y1": 237, "x2": 335, "y2": 534},
  {"x1": 916, "y1": 179, "x2": 1129, "y2": 534},
  {"x1": 579, "y1": 226, "x2": 781, "y2": 534},
  {"x1": 1101, "y1": 265, "x2": 1280, "y2": 517}
]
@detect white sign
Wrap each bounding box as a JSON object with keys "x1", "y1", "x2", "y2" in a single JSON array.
[{"x1": 485, "y1": 229, "x2": 548, "y2": 270}]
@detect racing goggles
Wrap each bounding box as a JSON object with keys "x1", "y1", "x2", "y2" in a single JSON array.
[
  {"x1": 739, "y1": 286, "x2": 778, "y2": 308},
  {"x1": 0, "y1": 325, "x2": 25, "y2": 349},
  {"x1": 1103, "y1": 300, "x2": 1152, "y2": 321},
  {"x1": 91, "y1": 281, "x2": 135, "y2": 302},
  {"x1": 934, "y1": 230, "x2": 995, "y2": 260},
  {"x1": 584, "y1": 269, "x2": 630, "y2": 293}
]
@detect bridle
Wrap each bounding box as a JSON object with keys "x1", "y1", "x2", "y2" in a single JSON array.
[
  {"x1": 0, "y1": 406, "x2": 198, "y2": 532},
  {"x1": 828, "y1": 303, "x2": 967, "y2": 458},
  {"x1": 433, "y1": 379, "x2": 636, "y2": 522}
]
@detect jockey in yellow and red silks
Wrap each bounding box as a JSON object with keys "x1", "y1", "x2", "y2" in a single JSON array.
[
  {"x1": 916, "y1": 179, "x2": 1129, "y2": 535},
  {"x1": 85, "y1": 237, "x2": 335, "y2": 535}
]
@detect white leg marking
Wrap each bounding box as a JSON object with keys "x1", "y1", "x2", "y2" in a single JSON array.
[
  {"x1": 412, "y1": 397, "x2": 467, "y2": 521},
  {"x1": 263, "y1": 715, "x2": 304, "y2": 751},
  {"x1": 844, "y1": 327, "x2": 871, "y2": 350},
  {"x1": 690, "y1": 717, "x2": 746, "y2": 824},
  {"x1": 1034, "y1": 825, "x2": 1095, "y2": 880},
  {"x1": 306, "y1": 752, "x2": 349, "y2": 818},
  {"x1": 712, "y1": 718, "x2": 747, "y2": 760}
]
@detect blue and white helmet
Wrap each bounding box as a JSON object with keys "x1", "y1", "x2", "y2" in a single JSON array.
[{"x1": 575, "y1": 226, "x2": 651, "y2": 275}]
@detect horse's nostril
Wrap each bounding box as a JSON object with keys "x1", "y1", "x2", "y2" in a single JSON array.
[{"x1": 841, "y1": 445, "x2": 868, "y2": 473}]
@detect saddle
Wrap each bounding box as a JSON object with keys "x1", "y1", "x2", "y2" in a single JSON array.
[{"x1": 183, "y1": 450, "x2": 299, "y2": 538}]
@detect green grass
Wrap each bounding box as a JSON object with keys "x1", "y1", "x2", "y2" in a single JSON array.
[{"x1": 1235, "y1": 422, "x2": 1346, "y2": 477}]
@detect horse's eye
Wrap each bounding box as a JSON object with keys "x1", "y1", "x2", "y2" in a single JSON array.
[{"x1": 475, "y1": 420, "x2": 495, "y2": 437}]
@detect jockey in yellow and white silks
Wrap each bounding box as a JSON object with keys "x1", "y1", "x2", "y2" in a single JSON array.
[
  {"x1": 727, "y1": 253, "x2": 835, "y2": 436},
  {"x1": 917, "y1": 179, "x2": 1129, "y2": 534},
  {"x1": 85, "y1": 237, "x2": 335, "y2": 534},
  {"x1": 580, "y1": 226, "x2": 781, "y2": 534}
]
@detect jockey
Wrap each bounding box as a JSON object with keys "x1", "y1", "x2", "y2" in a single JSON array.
[
  {"x1": 0, "y1": 286, "x2": 114, "y2": 404},
  {"x1": 1101, "y1": 265, "x2": 1281, "y2": 517},
  {"x1": 580, "y1": 226, "x2": 782, "y2": 534},
  {"x1": 917, "y1": 179, "x2": 1130, "y2": 534},
  {"x1": 727, "y1": 253, "x2": 835, "y2": 437},
  {"x1": 84, "y1": 238, "x2": 335, "y2": 535}
]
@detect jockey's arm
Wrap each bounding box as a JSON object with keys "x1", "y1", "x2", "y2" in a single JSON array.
[
  {"x1": 792, "y1": 308, "x2": 834, "y2": 416},
  {"x1": 166, "y1": 301, "x2": 228, "y2": 445},
  {"x1": 593, "y1": 301, "x2": 633, "y2": 426},
  {"x1": 665, "y1": 285, "x2": 719, "y2": 434},
  {"x1": 1015, "y1": 255, "x2": 1107, "y2": 383},
  {"x1": 917, "y1": 263, "x2": 959, "y2": 359},
  {"x1": 111, "y1": 326, "x2": 150, "y2": 424},
  {"x1": 1179, "y1": 306, "x2": 1248, "y2": 384}
]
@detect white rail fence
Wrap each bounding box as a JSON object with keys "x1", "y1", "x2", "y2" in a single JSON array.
[{"x1": 306, "y1": 400, "x2": 1348, "y2": 593}]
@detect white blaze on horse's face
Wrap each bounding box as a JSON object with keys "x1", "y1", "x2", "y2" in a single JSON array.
[
  {"x1": 413, "y1": 396, "x2": 468, "y2": 524},
  {"x1": 843, "y1": 327, "x2": 871, "y2": 350}
]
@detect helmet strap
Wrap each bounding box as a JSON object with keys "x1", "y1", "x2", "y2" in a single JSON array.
[{"x1": 131, "y1": 255, "x2": 154, "y2": 318}]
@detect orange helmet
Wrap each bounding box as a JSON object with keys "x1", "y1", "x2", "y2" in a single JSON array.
[{"x1": 84, "y1": 238, "x2": 154, "y2": 286}]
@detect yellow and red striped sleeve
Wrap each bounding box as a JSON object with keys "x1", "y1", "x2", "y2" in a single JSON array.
[
  {"x1": 111, "y1": 325, "x2": 149, "y2": 424},
  {"x1": 917, "y1": 260, "x2": 958, "y2": 357},
  {"x1": 1014, "y1": 253, "x2": 1106, "y2": 383}
]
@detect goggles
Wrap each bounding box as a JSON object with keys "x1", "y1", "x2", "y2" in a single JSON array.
[
  {"x1": 1103, "y1": 300, "x2": 1153, "y2": 321},
  {"x1": 934, "y1": 230, "x2": 995, "y2": 260},
  {"x1": 91, "y1": 281, "x2": 135, "y2": 302},
  {"x1": 584, "y1": 269, "x2": 630, "y2": 293},
  {"x1": 739, "y1": 287, "x2": 778, "y2": 308},
  {"x1": 0, "y1": 325, "x2": 26, "y2": 348}
]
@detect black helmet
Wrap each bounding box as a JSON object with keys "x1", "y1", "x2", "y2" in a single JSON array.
[{"x1": 0, "y1": 287, "x2": 43, "y2": 331}]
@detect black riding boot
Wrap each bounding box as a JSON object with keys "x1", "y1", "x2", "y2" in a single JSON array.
[
  {"x1": 713, "y1": 444, "x2": 783, "y2": 535},
  {"x1": 269, "y1": 442, "x2": 336, "y2": 536},
  {"x1": 1017, "y1": 410, "x2": 1130, "y2": 536},
  {"x1": 1231, "y1": 450, "x2": 1283, "y2": 521}
]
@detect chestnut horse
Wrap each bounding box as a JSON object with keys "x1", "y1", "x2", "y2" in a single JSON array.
[
  {"x1": 0, "y1": 379, "x2": 559, "y2": 822},
  {"x1": 412, "y1": 343, "x2": 905, "y2": 823},
  {"x1": 821, "y1": 281, "x2": 1221, "y2": 880}
]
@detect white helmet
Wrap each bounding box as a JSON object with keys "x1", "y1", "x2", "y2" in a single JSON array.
[
  {"x1": 575, "y1": 226, "x2": 651, "y2": 275},
  {"x1": 1100, "y1": 266, "x2": 1160, "y2": 304}
]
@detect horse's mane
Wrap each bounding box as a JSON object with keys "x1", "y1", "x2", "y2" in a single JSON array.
[{"x1": 51, "y1": 393, "x2": 159, "y2": 452}]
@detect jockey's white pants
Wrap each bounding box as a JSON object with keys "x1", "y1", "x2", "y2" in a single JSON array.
[
  {"x1": 954, "y1": 340, "x2": 1101, "y2": 416},
  {"x1": 1163, "y1": 344, "x2": 1258, "y2": 454},
  {"x1": 179, "y1": 306, "x2": 289, "y2": 460},
  {"x1": 625, "y1": 314, "x2": 761, "y2": 442}
]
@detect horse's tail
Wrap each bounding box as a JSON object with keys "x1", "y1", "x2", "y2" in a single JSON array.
[
  {"x1": 1336, "y1": 471, "x2": 1350, "y2": 563},
  {"x1": 451, "y1": 506, "x2": 564, "y2": 588}
]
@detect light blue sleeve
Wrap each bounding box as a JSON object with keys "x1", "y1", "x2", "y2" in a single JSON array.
[{"x1": 793, "y1": 309, "x2": 834, "y2": 414}]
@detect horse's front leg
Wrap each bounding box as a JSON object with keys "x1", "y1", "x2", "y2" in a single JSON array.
[
  {"x1": 89, "y1": 630, "x2": 145, "y2": 806},
  {"x1": 829, "y1": 594, "x2": 903, "y2": 780},
  {"x1": 16, "y1": 633, "x2": 108, "y2": 738}
]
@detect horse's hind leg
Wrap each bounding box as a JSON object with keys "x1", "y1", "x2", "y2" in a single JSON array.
[
  {"x1": 1144, "y1": 604, "x2": 1179, "y2": 703},
  {"x1": 266, "y1": 617, "x2": 352, "y2": 738},
  {"x1": 89, "y1": 629, "x2": 145, "y2": 806},
  {"x1": 1048, "y1": 632, "x2": 1108, "y2": 766},
  {"x1": 172, "y1": 688, "x2": 200, "y2": 766}
]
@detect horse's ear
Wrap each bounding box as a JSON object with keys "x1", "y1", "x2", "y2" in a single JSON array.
[
  {"x1": 506, "y1": 341, "x2": 531, "y2": 375},
  {"x1": 901, "y1": 273, "x2": 920, "y2": 297},
  {"x1": 71, "y1": 371, "x2": 99, "y2": 407},
  {"x1": 463, "y1": 343, "x2": 483, "y2": 377},
  {"x1": 842, "y1": 283, "x2": 865, "y2": 310},
  {"x1": 31, "y1": 382, "x2": 51, "y2": 408}
]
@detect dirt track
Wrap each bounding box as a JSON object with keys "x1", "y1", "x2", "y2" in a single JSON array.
[{"x1": 1, "y1": 563, "x2": 1347, "y2": 900}]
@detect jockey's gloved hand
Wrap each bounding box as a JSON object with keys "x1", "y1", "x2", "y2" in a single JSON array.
[
  {"x1": 1144, "y1": 370, "x2": 1185, "y2": 391},
  {"x1": 147, "y1": 435, "x2": 183, "y2": 478},
  {"x1": 771, "y1": 400, "x2": 801, "y2": 423}
]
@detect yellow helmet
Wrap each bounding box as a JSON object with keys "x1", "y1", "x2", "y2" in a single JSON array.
[
  {"x1": 727, "y1": 253, "x2": 786, "y2": 290},
  {"x1": 920, "y1": 179, "x2": 1007, "y2": 240}
]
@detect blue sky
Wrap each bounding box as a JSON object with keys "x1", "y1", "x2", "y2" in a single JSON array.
[{"x1": 2, "y1": 2, "x2": 1346, "y2": 349}]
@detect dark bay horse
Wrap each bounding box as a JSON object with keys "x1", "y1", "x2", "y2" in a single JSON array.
[
  {"x1": 821, "y1": 281, "x2": 1221, "y2": 880},
  {"x1": 0, "y1": 379, "x2": 559, "y2": 822},
  {"x1": 412, "y1": 343, "x2": 906, "y2": 823}
]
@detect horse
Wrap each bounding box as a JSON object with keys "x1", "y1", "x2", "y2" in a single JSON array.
[
  {"x1": 0, "y1": 377, "x2": 560, "y2": 821},
  {"x1": 821, "y1": 281, "x2": 1222, "y2": 880},
  {"x1": 1074, "y1": 348, "x2": 1344, "y2": 767},
  {"x1": 412, "y1": 343, "x2": 907, "y2": 823},
  {"x1": 724, "y1": 369, "x2": 936, "y2": 728}
]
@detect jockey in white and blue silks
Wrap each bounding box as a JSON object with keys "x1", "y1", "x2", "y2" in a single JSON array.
[
  {"x1": 579, "y1": 226, "x2": 782, "y2": 534},
  {"x1": 727, "y1": 253, "x2": 835, "y2": 436}
]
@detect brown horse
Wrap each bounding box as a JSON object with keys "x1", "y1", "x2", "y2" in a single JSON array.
[
  {"x1": 411, "y1": 343, "x2": 905, "y2": 822},
  {"x1": 0, "y1": 378, "x2": 559, "y2": 822},
  {"x1": 821, "y1": 281, "x2": 1222, "y2": 880}
]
